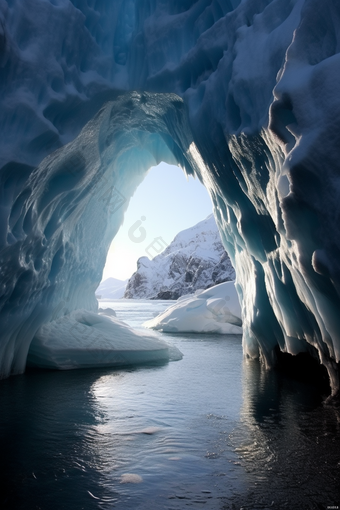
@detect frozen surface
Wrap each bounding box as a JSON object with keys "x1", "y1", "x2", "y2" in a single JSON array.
[
  {"x1": 27, "y1": 309, "x2": 177, "y2": 370},
  {"x1": 0, "y1": 0, "x2": 340, "y2": 394},
  {"x1": 144, "y1": 281, "x2": 242, "y2": 334},
  {"x1": 125, "y1": 214, "x2": 235, "y2": 299}
]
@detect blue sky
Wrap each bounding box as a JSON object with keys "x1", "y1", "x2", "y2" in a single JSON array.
[{"x1": 102, "y1": 162, "x2": 213, "y2": 281}]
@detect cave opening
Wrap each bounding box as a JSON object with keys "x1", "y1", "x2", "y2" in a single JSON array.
[
  {"x1": 0, "y1": 91, "x2": 217, "y2": 378},
  {"x1": 0, "y1": 90, "x2": 339, "y2": 401},
  {"x1": 100, "y1": 161, "x2": 213, "y2": 286}
]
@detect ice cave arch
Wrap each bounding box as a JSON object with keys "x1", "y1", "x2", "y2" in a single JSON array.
[
  {"x1": 1, "y1": 0, "x2": 340, "y2": 397},
  {"x1": 0, "y1": 88, "x2": 338, "y2": 398},
  {"x1": 0, "y1": 91, "x2": 201, "y2": 377}
]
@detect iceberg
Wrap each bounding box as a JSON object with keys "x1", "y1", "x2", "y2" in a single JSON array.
[
  {"x1": 27, "y1": 309, "x2": 171, "y2": 370},
  {"x1": 144, "y1": 281, "x2": 242, "y2": 335},
  {"x1": 0, "y1": 0, "x2": 340, "y2": 395}
]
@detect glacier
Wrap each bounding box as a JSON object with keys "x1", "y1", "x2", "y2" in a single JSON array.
[
  {"x1": 0, "y1": 0, "x2": 340, "y2": 396},
  {"x1": 124, "y1": 214, "x2": 235, "y2": 299}
]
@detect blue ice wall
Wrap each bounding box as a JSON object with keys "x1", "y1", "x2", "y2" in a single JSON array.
[
  {"x1": 0, "y1": 91, "x2": 195, "y2": 375},
  {"x1": 1, "y1": 0, "x2": 340, "y2": 394}
]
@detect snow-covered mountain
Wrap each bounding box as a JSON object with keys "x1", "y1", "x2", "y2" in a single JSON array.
[
  {"x1": 124, "y1": 215, "x2": 235, "y2": 299},
  {"x1": 96, "y1": 277, "x2": 128, "y2": 300}
]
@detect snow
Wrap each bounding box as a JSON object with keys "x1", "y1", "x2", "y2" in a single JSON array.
[
  {"x1": 27, "y1": 309, "x2": 176, "y2": 370},
  {"x1": 144, "y1": 282, "x2": 242, "y2": 335},
  {"x1": 125, "y1": 214, "x2": 235, "y2": 299},
  {"x1": 96, "y1": 277, "x2": 128, "y2": 300},
  {"x1": 0, "y1": 1, "x2": 340, "y2": 394}
]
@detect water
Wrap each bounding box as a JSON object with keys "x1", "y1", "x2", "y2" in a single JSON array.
[{"x1": 0, "y1": 300, "x2": 339, "y2": 509}]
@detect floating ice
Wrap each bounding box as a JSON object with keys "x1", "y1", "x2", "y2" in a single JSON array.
[
  {"x1": 120, "y1": 474, "x2": 143, "y2": 484},
  {"x1": 27, "y1": 309, "x2": 171, "y2": 370},
  {"x1": 144, "y1": 282, "x2": 242, "y2": 335}
]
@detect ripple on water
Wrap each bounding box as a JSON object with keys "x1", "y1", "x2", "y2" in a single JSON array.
[{"x1": 0, "y1": 300, "x2": 339, "y2": 510}]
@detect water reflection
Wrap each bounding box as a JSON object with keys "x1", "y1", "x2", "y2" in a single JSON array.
[
  {"x1": 229, "y1": 358, "x2": 340, "y2": 509},
  {"x1": 1, "y1": 321, "x2": 339, "y2": 510},
  {"x1": 84, "y1": 337, "x2": 247, "y2": 509},
  {"x1": 0, "y1": 369, "x2": 119, "y2": 509}
]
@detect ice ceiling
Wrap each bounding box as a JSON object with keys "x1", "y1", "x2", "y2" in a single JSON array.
[{"x1": 0, "y1": 0, "x2": 340, "y2": 395}]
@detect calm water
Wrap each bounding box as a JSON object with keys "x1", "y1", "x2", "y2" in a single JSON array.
[{"x1": 0, "y1": 300, "x2": 339, "y2": 510}]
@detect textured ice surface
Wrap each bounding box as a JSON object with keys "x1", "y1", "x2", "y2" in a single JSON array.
[
  {"x1": 144, "y1": 282, "x2": 242, "y2": 334},
  {"x1": 0, "y1": 91, "x2": 192, "y2": 376},
  {"x1": 125, "y1": 214, "x2": 235, "y2": 299},
  {"x1": 27, "y1": 309, "x2": 173, "y2": 370},
  {"x1": 1, "y1": 0, "x2": 340, "y2": 394}
]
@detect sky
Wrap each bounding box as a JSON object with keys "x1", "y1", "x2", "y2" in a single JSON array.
[{"x1": 102, "y1": 162, "x2": 214, "y2": 281}]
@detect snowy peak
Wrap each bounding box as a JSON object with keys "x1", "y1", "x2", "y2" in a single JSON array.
[{"x1": 124, "y1": 215, "x2": 235, "y2": 299}]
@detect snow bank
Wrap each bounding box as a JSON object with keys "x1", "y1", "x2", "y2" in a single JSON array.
[
  {"x1": 27, "y1": 309, "x2": 173, "y2": 370},
  {"x1": 144, "y1": 282, "x2": 242, "y2": 335}
]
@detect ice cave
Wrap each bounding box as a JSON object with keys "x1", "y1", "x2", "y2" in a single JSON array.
[{"x1": 1, "y1": 0, "x2": 340, "y2": 398}]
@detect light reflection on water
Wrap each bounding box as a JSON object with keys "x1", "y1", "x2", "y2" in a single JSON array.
[
  {"x1": 0, "y1": 300, "x2": 339, "y2": 509},
  {"x1": 231, "y1": 358, "x2": 340, "y2": 509}
]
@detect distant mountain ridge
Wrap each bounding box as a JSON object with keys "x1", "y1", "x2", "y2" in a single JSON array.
[
  {"x1": 96, "y1": 277, "x2": 128, "y2": 300},
  {"x1": 124, "y1": 215, "x2": 235, "y2": 300}
]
